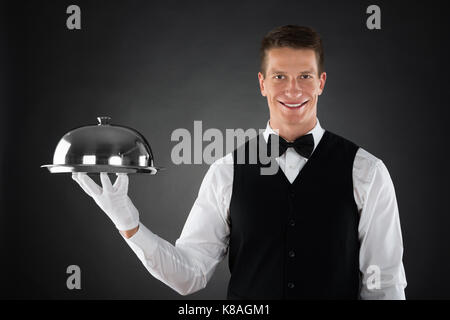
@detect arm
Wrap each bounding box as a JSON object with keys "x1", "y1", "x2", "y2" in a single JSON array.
[
  {"x1": 72, "y1": 156, "x2": 233, "y2": 296},
  {"x1": 354, "y1": 150, "x2": 407, "y2": 300},
  {"x1": 121, "y1": 156, "x2": 232, "y2": 295}
]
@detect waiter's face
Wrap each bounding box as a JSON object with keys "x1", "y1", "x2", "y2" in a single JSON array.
[{"x1": 258, "y1": 47, "x2": 327, "y2": 128}]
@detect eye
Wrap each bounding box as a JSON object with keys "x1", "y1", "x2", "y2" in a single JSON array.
[
  {"x1": 300, "y1": 74, "x2": 312, "y2": 79},
  {"x1": 274, "y1": 75, "x2": 285, "y2": 80}
]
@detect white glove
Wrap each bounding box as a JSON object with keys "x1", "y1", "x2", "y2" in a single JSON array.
[{"x1": 72, "y1": 172, "x2": 140, "y2": 231}]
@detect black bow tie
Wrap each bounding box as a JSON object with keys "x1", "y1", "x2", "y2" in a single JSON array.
[{"x1": 268, "y1": 133, "x2": 315, "y2": 159}]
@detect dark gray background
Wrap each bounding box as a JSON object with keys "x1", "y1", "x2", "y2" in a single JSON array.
[{"x1": 1, "y1": 0, "x2": 449, "y2": 299}]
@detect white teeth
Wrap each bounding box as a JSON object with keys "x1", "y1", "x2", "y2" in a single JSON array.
[
  {"x1": 281, "y1": 101, "x2": 308, "y2": 108},
  {"x1": 279, "y1": 100, "x2": 309, "y2": 108}
]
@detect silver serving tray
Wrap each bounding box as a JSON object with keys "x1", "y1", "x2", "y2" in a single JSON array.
[{"x1": 41, "y1": 164, "x2": 163, "y2": 174}]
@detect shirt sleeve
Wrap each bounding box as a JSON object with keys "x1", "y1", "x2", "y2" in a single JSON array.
[
  {"x1": 121, "y1": 154, "x2": 233, "y2": 296},
  {"x1": 354, "y1": 148, "x2": 407, "y2": 300}
]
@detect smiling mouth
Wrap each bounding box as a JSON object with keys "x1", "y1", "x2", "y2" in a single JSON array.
[{"x1": 278, "y1": 100, "x2": 309, "y2": 109}]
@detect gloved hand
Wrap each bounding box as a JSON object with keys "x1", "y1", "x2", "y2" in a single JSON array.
[{"x1": 72, "y1": 172, "x2": 139, "y2": 231}]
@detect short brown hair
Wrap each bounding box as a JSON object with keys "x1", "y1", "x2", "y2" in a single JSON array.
[{"x1": 260, "y1": 25, "x2": 324, "y2": 77}]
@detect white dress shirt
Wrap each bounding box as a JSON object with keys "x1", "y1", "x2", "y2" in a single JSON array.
[{"x1": 122, "y1": 118, "x2": 407, "y2": 299}]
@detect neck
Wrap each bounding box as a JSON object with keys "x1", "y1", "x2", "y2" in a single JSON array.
[{"x1": 270, "y1": 118, "x2": 317, "y2": 142}]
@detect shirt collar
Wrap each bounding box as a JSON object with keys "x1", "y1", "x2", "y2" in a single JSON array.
[{"x1": 262, "y1": 118, "x2": 325, "y2": 152}]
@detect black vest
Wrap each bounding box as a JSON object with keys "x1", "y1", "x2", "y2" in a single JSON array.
[{"x1": 227, "y1": 130, "x2": 361, "y2": 300}]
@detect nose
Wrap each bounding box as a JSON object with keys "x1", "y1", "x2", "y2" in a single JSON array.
[{"x1": 285, "y1": 77, "x2": 303, "y2": 99}]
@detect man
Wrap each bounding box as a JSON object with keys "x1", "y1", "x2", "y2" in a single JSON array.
[{"x1": 72, "y1": 25, "x2": 407, "y2": 299}]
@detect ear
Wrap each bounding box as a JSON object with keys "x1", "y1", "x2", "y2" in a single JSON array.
[
  {"x1": 318, "y1": 72, "x2": 327, "y2": 95},
  {"x1": 258, "y1": 72, "x2": 267, "y2": 97}
]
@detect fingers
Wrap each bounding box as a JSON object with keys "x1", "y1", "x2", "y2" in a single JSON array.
[
  {"x1": 114, "y1": 173, "x2": 129, "y2": 194},
  {"x1": 72, "y1": 172, "x2": 125, "y2": 196},
  {"x1": 79, "y1": 172, "x2": 102, "y2": 196},
  {"x1": 100, "y1": 172, "x2": 113, "y2": 193},
  {"x1": 72, "y1": 172, "x2": 93, "y2": 196}
]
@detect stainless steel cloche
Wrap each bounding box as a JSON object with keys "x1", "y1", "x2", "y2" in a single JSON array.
[{"x1": 41, "y1": 116, "x2": 162, "y2": 174}]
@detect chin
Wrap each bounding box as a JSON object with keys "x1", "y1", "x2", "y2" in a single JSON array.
[
  {"x1": 280, "y1": 109, "x2": 314, "y2": 126},
  {"x1": 283, "y1": 115, "x2": 306, "y2": 125}
]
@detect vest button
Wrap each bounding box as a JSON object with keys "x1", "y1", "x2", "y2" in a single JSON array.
[
  {"x1": 289, "y1": 219, "x2": 296, "y2": 227},
  {"x1": 288, "y1": 250, "x2": 295, "y2": 258},
  {"x1": 287, "y1": 282, "x2": 295, "y2": 289}
]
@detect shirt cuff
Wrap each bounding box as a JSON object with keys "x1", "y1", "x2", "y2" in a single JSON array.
[{"x1": 121, "y1": 222, "x2": 159, "y2": 266}]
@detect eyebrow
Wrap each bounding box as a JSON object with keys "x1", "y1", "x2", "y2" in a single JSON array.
[{"x1": 270, "y1": 70, "x2": 315, "y2": 75}]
